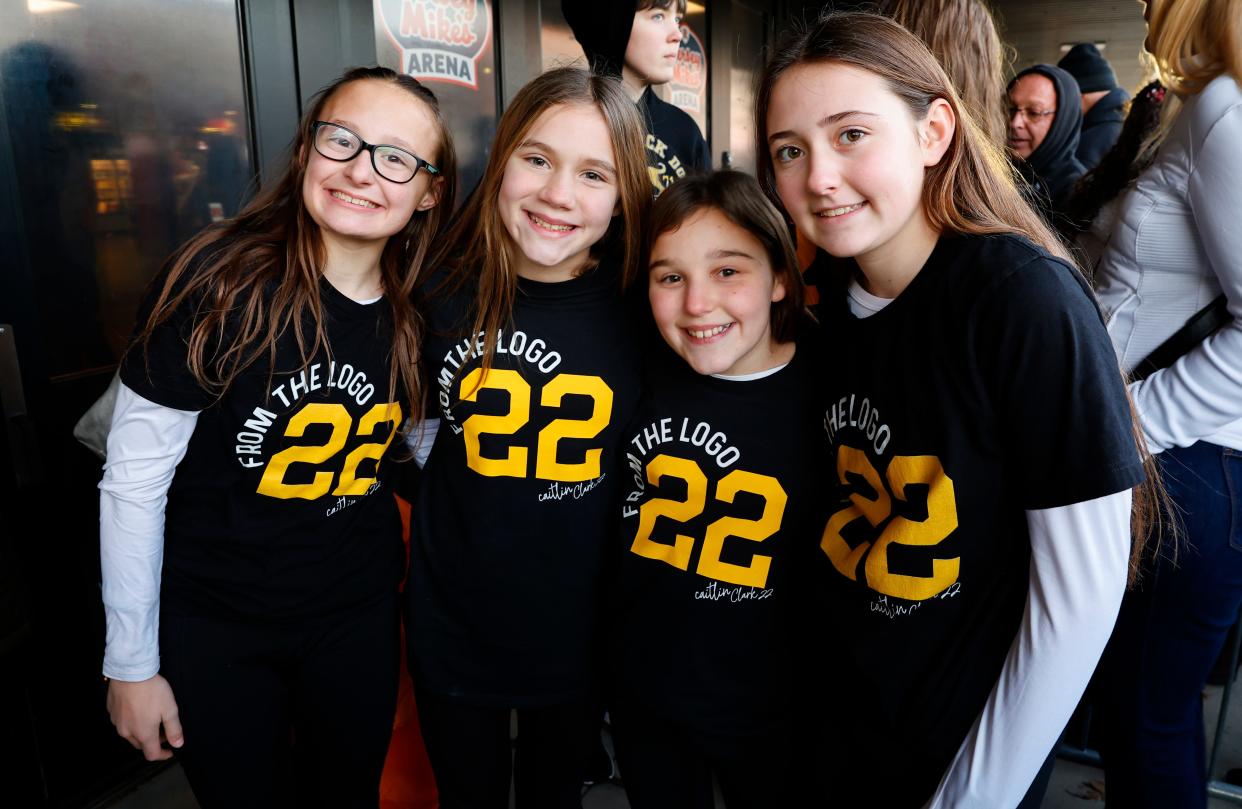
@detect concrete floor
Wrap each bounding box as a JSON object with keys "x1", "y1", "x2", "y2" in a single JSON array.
[{"x1": 105, "y1": 683, "x2": 1242, "y2": 809}]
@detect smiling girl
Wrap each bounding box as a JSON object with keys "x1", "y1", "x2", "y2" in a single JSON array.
[
  {"x1": 403, "y1": 67, "x2": 649, "y2": 809},
  {"x1": 608, "y1": 170, "x2": 816, "y2": 809},
  {"x1": 100, "y1": 67, "x2": 454, "y2": 808},
  {"x1": 758, "y1": 13, "x2": 1150, "y2": 808}
]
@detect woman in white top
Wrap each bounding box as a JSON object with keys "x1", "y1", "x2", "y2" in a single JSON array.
[{"x1": 1092, "y1": 1, "x2": 1242, "y2": 806}]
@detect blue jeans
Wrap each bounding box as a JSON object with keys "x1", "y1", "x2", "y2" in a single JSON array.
[{"x1": 1097, "y1": 441, "x2": 1242, "y2": 808}]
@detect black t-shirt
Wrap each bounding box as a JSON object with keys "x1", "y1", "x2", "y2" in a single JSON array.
[
  {"x1": 640, "y1": 88, "x2": 709, "y2": 196},
  {"x1": 121, "y1": 264, "x2": 406, "y2": 620},
  {"x1": 610, "y1": 344, "x2": 819, "y2": 738},
  {"x1": 810, "y1": 233, "x2": 1144, "y2": 805},
  {"x1": 405, "y1": 258, "x2": 643, "y2": 707}
]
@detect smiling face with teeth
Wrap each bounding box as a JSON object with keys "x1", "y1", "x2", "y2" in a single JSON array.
[
  {"x1": 497, "y1": 103, "x2": 621, "y2": 282},
  {"x1": 648, "y1": 207, "x2": 791, "y2": 377},
  {"x1": 302, "y1": 79, "x2": 442, "y2": 254},
  {"x1": 766, "y1": 62, "x2": 953, "y2": 296}
]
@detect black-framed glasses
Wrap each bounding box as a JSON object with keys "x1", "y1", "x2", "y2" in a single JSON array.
[{"x1": 311, "y1": 121, "x2": 439, "y2": 184}]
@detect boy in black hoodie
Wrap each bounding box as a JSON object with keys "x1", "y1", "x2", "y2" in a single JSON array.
[{"x1": 563, "y1": 0, "x2": 709, "y2": 196}]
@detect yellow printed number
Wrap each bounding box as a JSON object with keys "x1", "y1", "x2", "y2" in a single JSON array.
[
  {"x1": 335, "y1": 403, "x2": 403, "y2": 495},
  {"x1": 631, "y1": 455, "x2": 708, "y2": 571},
  {"x1": 460, "y1": 368, "x2": 531, "y2": 477},
  {"x1": 630, "y1": 454, "x2": 786, "y2": 589},
  {"x1": 537, "y1": 374, "x2": 614, "y2": 482},
  {"x1": 698, "y1": 470, "x2": 787, "y2": 588},
  {"x1": 459, "y1": 370, "x2": 613, "y2": 483},
  {"x1": 820, "y1": 448, "x2": 959, "y2": 601},
  {"x1": 257, "y1": 402, "x2": 403, "y2": 500}
]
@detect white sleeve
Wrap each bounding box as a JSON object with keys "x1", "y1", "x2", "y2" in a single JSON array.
[
  {"x1": 1130, "y1": 101, "x2": 1242, "y2": 453},
  {"x1": 99, "y1": 382, "x2": 199, "y2": 682},
  {"x1": 923, "y1": 489, "x2": 1132, "y2": 809},
  {"x1": 403, "y1": 418, "x2": 440, "y2": 469}
]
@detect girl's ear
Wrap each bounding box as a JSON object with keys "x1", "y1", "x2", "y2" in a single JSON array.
[
  {"x1": 416, "y1": 175, "x2": 444, "y2": 211},
  {"x1": 919, "y1": 98, "x2": 955, "y2": 168},
  {"x1": 771, "y1": 274, "x2": 788, "y2": 303}
]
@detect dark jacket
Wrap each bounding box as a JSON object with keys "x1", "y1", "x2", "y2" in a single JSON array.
[
  {"x1": 1077, "y1": 86, "x2": 1129, "y2": 170},
  {"x1": 1009, "y1": 64, "x2": 1088, "y2": 221},
  {"x1": 562, "y1": 0, "x2": 709, "y2": 193}
]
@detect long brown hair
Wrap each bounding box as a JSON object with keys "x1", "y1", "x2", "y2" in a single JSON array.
[
  {"x1": 432, "y1": 67, "x2": 650, "y2": 378},
  {"x1": 756, "y1": 12, "x2": 1161, "y2": 580},
  {"x1": 877, "y1": 0, "x2": 1010, "y2": 147},
  {"x1": 132, "y1": 66, "x2": 457, "y2": 424},
  {"x1": 755, "y1": 11, "x2": 1068, "y2": 264},
  {"x1": 648, "y1": 171, "x2": 810, "y2": 345}
]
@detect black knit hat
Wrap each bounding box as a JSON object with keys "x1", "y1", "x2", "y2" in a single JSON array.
[{"x1": 1057, "y1": 43, "x2": 1118, "y2": 93}]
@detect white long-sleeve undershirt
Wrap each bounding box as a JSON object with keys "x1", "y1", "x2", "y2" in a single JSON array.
[
  {"x1": 99, "y1": 382, "x2": 199, "y2": 681},
  {"x1": 100, "y1": 383, "x2": 429, "y2": 681},
  {"x1": 849, "y1": 281, "x2": 1133, "y2": 808},
  {"x1": 924, "y1": 490, "x2": 1132, "y2": 808}
]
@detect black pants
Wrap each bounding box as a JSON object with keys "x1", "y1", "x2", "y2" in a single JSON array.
[
  {"x1": 610, "y1": 704, "x2": 797, "y2": 809},
  {"x1": 413, "y1": 687, "x2": 596, "y2": 809},
  {"x1": 159, "y1": 594, "x2": 400, "y2": 809}
]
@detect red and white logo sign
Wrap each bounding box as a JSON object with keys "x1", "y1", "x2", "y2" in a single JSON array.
[
  {"x1": 375, "y1": 0, "x2": 493, "y2": 90},
  {"x1": 669, "y1": 25, "x2": 706, "y2": 114}
]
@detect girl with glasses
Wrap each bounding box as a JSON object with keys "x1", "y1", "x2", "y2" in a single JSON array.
[{"x1": 99, "y1": 66, "x2": 455, "y2": 808}]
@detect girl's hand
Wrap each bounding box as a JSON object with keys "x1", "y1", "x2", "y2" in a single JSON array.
[{"x1": 106, "y1": 675, "x2": 184, "y2": 761}]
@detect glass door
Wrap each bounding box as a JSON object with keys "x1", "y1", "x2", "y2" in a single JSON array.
[{"x1": 0, "y1": 0, "x2": 254, "y2": 803}]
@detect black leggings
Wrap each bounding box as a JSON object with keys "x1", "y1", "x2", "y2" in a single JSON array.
[
  {"x1": 413, "y1": 687, "x2": 597, "y2": 809},
  {"x1": 610, "y1": 704, "x2": 798, "y2": 809},
  {"x1": 159, "y1": 594, "x2": 400, "y2": 809}
]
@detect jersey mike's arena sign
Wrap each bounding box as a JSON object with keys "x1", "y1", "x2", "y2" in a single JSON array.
[
  {"x1": 669, "y1": 24, "x2": 706, "y2": 114},
  {"x1": 375, "y1": 0, "x2": 493, "y2": 90}
]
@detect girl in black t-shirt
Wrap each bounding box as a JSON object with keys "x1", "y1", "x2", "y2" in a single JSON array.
[
  {"x1": 100, "y1": 68, "x2": 455, "y2": 808},
  {"x1": 756, "y1": 12, "x2": 1154, "y2": 808},
  {"x1": 609, "y1": 171, "x2": 817, "y2": 808},
  {"x1": 403, "y1": 68, "x2": 650, "y2": 809}
]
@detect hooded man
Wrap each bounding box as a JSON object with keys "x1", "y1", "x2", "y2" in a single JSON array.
[
  {"x1": 563, "y1": 0, "x2": 709, "y2": 196},
  {"x1": 1058, "y1": 43, "x2": 1130, "y2": 169},
  {"x1": 1007, "y1": 63, "x2": 1087, "y2": 220}
]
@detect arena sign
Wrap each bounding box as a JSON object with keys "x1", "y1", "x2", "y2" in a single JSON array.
[
  {"x1": 669, "y1": 24, "x2": 706, "y2": 116},
  {"x1": 375, "y1": 0, "x2": 493, "y2": 90}
]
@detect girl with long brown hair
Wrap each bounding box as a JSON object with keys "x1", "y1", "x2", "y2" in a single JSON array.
[
  {"x1": 758, "y1": 12, "x2": 1149, "y2": 808},
  {"x1": 401, "y1": 66, "x2": 650, "y2": 809},
  {"x1": 99, "y1": 66, "x2": 455, "y2": 807}
]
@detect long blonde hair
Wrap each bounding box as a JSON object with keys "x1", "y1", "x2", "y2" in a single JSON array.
[
  {"x1": 431, "y1": 67, "x2": 650, "y2": 377},
  {"x1": 1136, "y1": 0, "x2": 1242, "y2": 165},
  {"x1": 877, "y1": 0, "x2": 1010, "y2": 147},
  {"x1": 1146, "y1": 0, "x2": 1241, "y2": 95}
]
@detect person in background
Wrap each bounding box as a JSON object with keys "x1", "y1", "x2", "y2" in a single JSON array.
[
  {"x1": 1058, "y1": 43, "x2": 1131, "y2": 170},
  {"x1": 877, "y1": 0, "x2": 1009, "y2": 148},
  {"x1": 563, "y1": 0, "x2": 709, "y2": 195},
  {"x1": 1007, "y1": 63, "x2": 1087, "y2": 220},
  {"x1": 1053, "y1": 43, "x2": 1132, "y2": 171},
  {"x1": 1091, "y1": 0, "x2": 1242, "y2": 804},
  {"x1": 1063, "y1": 78, "x2": 1167, "y2": 267}
]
